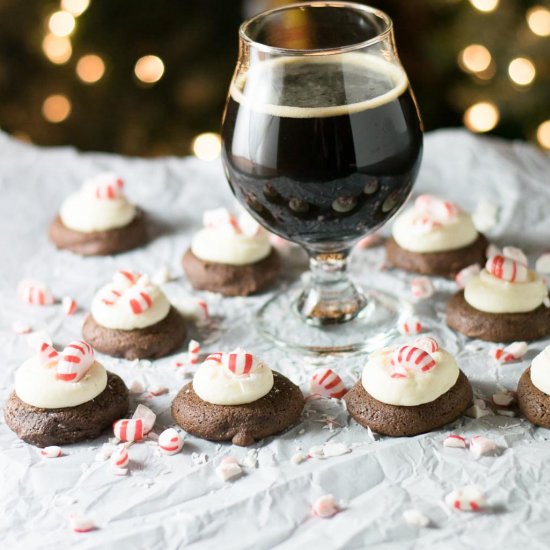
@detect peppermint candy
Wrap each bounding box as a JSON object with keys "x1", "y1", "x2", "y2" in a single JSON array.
[
  {"x1": 469, "y1": 436, "x2": 496, "y2": 458},
  {"x1": 390, "y1": 346, "x2": 436, "y2": 378},
  {"x1": 12, "y1": 321, "x2": 32, "y2": 334},
  {"x1": 215, "y1": 456, "x2": 242, "y2": 481},
  {"x1": 18, "y1": 279, "x2": 55, "y2": 306},
  {"x1": 188, "y1": 340, "x2": 200, "y2": 365},
  {"x1": 222, "y1": 351, "x2": 255, "y2": 376},
  {"x1": 486, "y1": 244, "x2": 501, "y2": 258},
  {"x1": 445, "y1": 486, "x2": 485, "y2": 512},
  {"x1": 411, "y1": 277, "x2": 434, "y2": 300},
  {"x1": 486, "y1": 255, "x2": 528, "y2": 283},
  {"x1": 502, "y1": 246, "x2": 528, "y2": 266},
  {"x1": 40, "y1": 446, "x2": 63, "y2": 458},
  {"x1": 113, "y1": 269, "x2": 139, "y2": 290},
  {"x1": 203, "y1": 208, "x2": 241, "y2": 234},
  {"x1": 100, "y1": 288, "x2": 122, "y2": 306},
  {"x1": 88, "y1": 172, "x2": 124, "y2": 200},
  {"x1": 62, "y1": 296, "x2": 77, "y2": 316},
  {"x1": 69, "y1": 514, "x2": 95, "y2": 533},
  {"x1": 492, "y1": 390, "x2": 515, "y2": 407},
  {"x1": 126, "y1": 287, "x2": 153, "y2": 315},
  {"x1": 402, "y1": 509, "x2": 430, "y2": 528},
  {"x1": 489, "y1": 341, "x2": 528, "y2": 363},
  {"x1": 443, "y1": 435, "x2": 466, "y2": 448},
  {"x1": 535, "y1": 252, "x2": 550, "y2": 274},
  {"x1": 158, "y1": 428, "x2": 184, "y2": 455},
  {"x1": 56, "y1": 341, "x2": 95, "y2": 382},
  {"x1": 110, "y1": 445, "x2": 129, "y2": 469},
  {"x1": 410, "y1": 215, "x2": 442, "y2": 234},
  {"x1": 455, "y1": 263, "x2": 481, "y2": 289},
  {"x1": 312, "y1": 495, "x2": 339, "y2": 518},
  {"x1": 415, "y1": 194, "x2": 460, "y2": 222},
  {"x1": 413, "y1": 336, "x2": 439, "y2": 354},
  {"x1": 39, "y1": 342, "x2": 59, "y2": 368},
  {"x1": 398, "y1": 317, "x2": 422, "y2": 335},
  {"x1": 113, "y1": 419, "x2": 144, "y2": 442},
  {"x1": 309, "y1": 368, "x2": 347, "y2": 399}
]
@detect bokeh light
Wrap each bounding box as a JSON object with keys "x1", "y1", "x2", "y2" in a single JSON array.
[
  {"x1": 48, "y1": 11, "x2": 76, "y2": 37},
  {"x1": 134, "y1": 55, "x2": 165, "y2": 84},
  {"x1": 536, "y1": 120, "x2": 550, "y2": 150},
  {"x1": 42, "y1": 94, "x2": 72, "y2": 123},
  {"x1": 469, "y1": 0, "x2": 499, "y2": 13},
  {"x1": 192, "y1": 132, "x2": 221, "y2": 161},
  {"x1": 459, "y1": 44, "x2": 492, "y2": 73},
  {"x1": 527, "y1": 6, "x2": 550, "y2": 37},
  {"x1": 463, "y1": 102, "x2": 500, "y2": 132},
  {"x1": 42, "y1": 34, "x2": 72, "y2": 64},
  {"x1": 76, "y1": 54, "x2": 105, "y2": 84},
  {"x1": 61, "y1": 0, "x2": 90, "y2": 17},
  {"x1": 508, "y1": 57, "x2": 536, "y2": 86}
]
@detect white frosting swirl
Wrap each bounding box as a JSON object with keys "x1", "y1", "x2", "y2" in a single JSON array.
[
  {"x1": 60, "y1": 176, "x2": 136, "y2": 233},
  {"x1": 361, "y1": 347, "x2": 459, "y2": 406},
  {"x1": 15, "y1": 357, "x2": 107, "y2": 409},
  {"x1": 91, "y1": 280, "x2": 170, "y2": 330},
  {"x1": 193, "y1": 355, "x2": 274, "y2": 405},
  {"x1": 191, "y1": 227, "x2": 271, "y2": 266},
  {"x1": 530, "y1": 346, "x2": 550, "y2": 395},
  {"x1": 392, "y1": 208, "x2": 478, "y2": 253},
  {"x1": 464, "y1": 269, "x2": 547, "y2": 313}
]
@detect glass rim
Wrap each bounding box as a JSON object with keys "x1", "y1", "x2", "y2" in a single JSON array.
[{"x1": 239, "y1": 1, "x2": 393, "y2": 56}]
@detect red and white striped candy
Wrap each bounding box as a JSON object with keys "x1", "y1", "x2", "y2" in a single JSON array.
[
  {"x1": 158, "y1": 428, "x2": 184, "y2": 455},
  {"x1": 110, "y1": 445, "x2": 129, "y2": 468},
  {"x1": 502, "y1": 246, "x2": 528, "y2": 266},
  {"x1": 56, "y1": 341, "x2": 94, "y2": 382},
  {"x1": 309, "y1": 368, "x2": 347, "y2": 399},
  {"x1": 188, "y1": 339, "x2": 200, "y2": 365},
  {"x1": 536, "y1": 252, "x2": 550, "y2": 274},
  {"x1": 69, "y1": 514, "x2": 95, "y2": 533},
  {"x1": 17, "y1": 279, "x2": 55, "y2": 306},
  {"x1": 39, "y1": 342, "x2": 59, "y2": 368},
  {"x1": 90, "y1": 173, "x2": 124, "y2": 200},
  {"x1": 113, "y1": 269, "x2": 139, "y2": 290},
  {"x1": 390, "y1": 346, "x2": 436, "y2": 378},
  {"x1": 149, "y1": 385, "x2": 169, "y2": 396},
  {"x1": 222, "y1": 351, "x2": 255, "y2": 376},
  {"x1": 203, "y1": 208, "x2": 241, "y2": 233},
  {"x1": 413, "y1": 336, "x2": 439, "y2": 354},
  {"x1": 469, "y1": 436, "x2": 496, "y2": 458},
  {"x1": 204, "y1": 352, "x2": 223, "y2": 365},
  {"x1": 411, "y1": 277, "x2": 434, "y2": 299},
  {"x1": 126, "y1": 287, "x2": 153, "y2": 315},
  {"x1": 40, "y1": 445, "x2": 63, "y2": 458},
  {"x1": 455, "y1": 263, "x2": 481, "y2": 289},
  {"x1": 443, "y1": 435, "x2": 466, "y2": 449},
  {"x1": 101, "y1": 288, "x2": 122, "y2": 305},
  {"x1": 132, "y1": 404, "x2": 156, "y2": 433},
  {"x1": 62, "y1": 296, "x2": 77, "y2": 316},
  {"x1": 398, "y1": 317, "x2": 422, "y2": 335},
  {"x1": 113, "y1": 419, "x2": 144, "y2": 442},
  {"x1": 12, "y1": 321, "x2": 32, "y2": 334},
  {"x1": 445, "y1": 486, "x2": 485, "y2": 512},
  {"x1": 410, "y1": 215, "x2": 442, "y2": 234},
  {"x1": 486, "y1": 255, "x2": 528, "y2": 283},
  {"x1": 489, "y1": 341, "x2": 528, "y2": 363},
  {"x1": 312, "y1": 494, "x2": 339, "y2": 518},
  {"x1": 415, "y1": 194, "x2": 460, "y2": 222}
]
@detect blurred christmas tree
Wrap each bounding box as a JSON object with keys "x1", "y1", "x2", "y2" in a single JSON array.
[{"x1": 0, "y1": 0, "x2": 548, "y2": 156}]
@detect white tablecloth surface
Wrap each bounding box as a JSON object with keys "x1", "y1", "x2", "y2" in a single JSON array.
[{"x1": 1, "y1": 129, "x2": 549, "y2": 550}]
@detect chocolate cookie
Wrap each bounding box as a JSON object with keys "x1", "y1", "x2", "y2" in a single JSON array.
[
  {"x1": 171, "y1": 371, "x2": 304, "y2": 446},
  {"x1": 48, "y1": 209, "x2": 148, "y2": 256},
  {"x1": 182, "y1": 248, "x2": 281, "y2": 296},
  {"x1": 446, "y1": 291, "x2": 550, "y2": 342},
  {"x1": 385, "y1": 233, "x2": 488, "y2": 278},
  {"x1": 82, "y1": 306, "x2": 187, "y2": 360},
  {"x1": 4, "y1": 372, "x2": 128, "y2": 447},
  {"x1": 344, "y1": 370, "x2": 473, "y2": 437},
  {"x1": 517, "y1": 368, "x2": 550, "y2": 428}
]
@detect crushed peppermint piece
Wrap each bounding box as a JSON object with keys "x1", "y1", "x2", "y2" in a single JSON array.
[
  {"x1": 445, "y1": 485, "x2": 485, "y2": 512},
  {"x1": 470, "y1": 436, "x2": 497, "y2": 458},
  {"x1": 291, "y1": 452, "x2": 308, "y2": 465},
  {"x1": 443, "y1": 435, "x2": 466, "y2": 448},
  {"x1": 215, "y1": 456, "x2": 242, "y2": 481},
  {"x1": 411, "y1": 277, "x2": 434, "y2": 300},
  {"x1": 403, "y1": 509, "x2": 430, "y2": 527},
  {"x1": 535, "y1": 252, "x2": 550, "y2": 274},
  {"x1": 40, "y1": 446, "x2": 63, "y2": 458},
  {"x1": 492, "y1": 390, "x2": 515, "y2": 407},
  {"x1": 69, "y1": 514, "x2": 96, "y2": 533},
  {"x1": 312, "y1": 495, "x2": 339, "y2": 518},
  {"x1": 12, "y1": 321, "x2": 32, "y2": 334}
]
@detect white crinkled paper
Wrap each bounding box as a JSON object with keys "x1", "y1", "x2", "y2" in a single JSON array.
[{"x1": 0, "y1": 129, "x2": 550, "y2": 549}]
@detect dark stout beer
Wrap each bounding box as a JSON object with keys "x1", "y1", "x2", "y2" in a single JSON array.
[{"x1": 222, "y1": 54, "x2": 423, "y2": 248}]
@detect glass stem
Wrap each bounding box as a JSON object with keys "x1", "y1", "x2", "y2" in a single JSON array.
[{"x1": 295, "y1": 248, "x2": 366, "y2": 325}]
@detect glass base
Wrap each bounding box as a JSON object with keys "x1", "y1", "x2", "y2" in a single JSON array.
[{"x1": 256, "y1": 284, "x2": 405, "y2": 355}]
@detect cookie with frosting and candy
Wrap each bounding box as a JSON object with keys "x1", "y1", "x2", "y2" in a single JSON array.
[
  {"x1": 4, "y1": 340, "x2": 129, "y2": 447},
  {"x1": 82, "y1": 270, "x2": 187, "y2": 359},
  {"x1": 517, "y1": 346, "x2": 550, "y2": 428},
  {"x1": 182, "y1": 208, "x2": 281, "y2": 296},
  {"x1": 447, "y1": 248, "x2": 550, "y2": 342},
  {"x1": 385, "y1": 194, "x2": 487, "y2": 278},
  {"x1": 171, "y1": 350, "x2": 304, "y2": 446},
  {"x1": 49, "y1": 172, "x2": 148, "y2": 256},
  {"x1": 344, "y1": 337, "x2": 473, "y2": 437}
]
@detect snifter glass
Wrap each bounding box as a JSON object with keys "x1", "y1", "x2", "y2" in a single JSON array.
[{"x1": 221, "y1": 1, "x2": 423, "y2": 353}]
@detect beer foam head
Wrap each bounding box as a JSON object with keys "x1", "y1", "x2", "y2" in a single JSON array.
[{"x1": 230, "y1": 53, "x2": 408, "y2": 118}]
